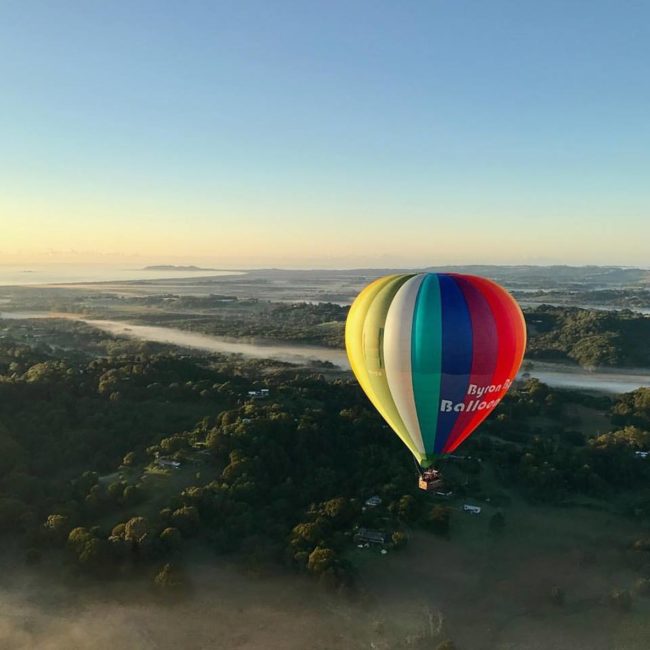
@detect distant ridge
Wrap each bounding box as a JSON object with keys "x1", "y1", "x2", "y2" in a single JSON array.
[{"x1": 143, "y1": 265, "x2": 218, "y2": 271}]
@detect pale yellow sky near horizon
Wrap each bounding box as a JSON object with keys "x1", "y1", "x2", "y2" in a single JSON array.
[
  {"x1": 2, "y1": 234, "x2": 645, "y2": 268},
  {"x1": 2, "y1": 205, "x2": 646, "y2": 268},
  {"x1": 2, "y1": 2, "x2": 649, "y2": 271},
  {"x1": 3, "y1": 174, "x2": 647, "y2": 268}
]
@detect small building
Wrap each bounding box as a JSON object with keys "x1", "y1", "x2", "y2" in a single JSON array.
[
  {"x1": 354, "y1": 528, "x2": 387, "y2": 546},
  {"x1": 365, "y1": 496, "x2": 382, "y2": 508},
  {"x1": 635, "y1": 451, "x2": 649, "y2": 459},
  {"x1": 247, "y1": 388, "x2": 270, "y2": 400},
  {"x1": 463, "y1": 504, "x2": 481, "y2": 515},
  {"x1": 157, "y1": 458, "x2": 181, "y2": 470}
]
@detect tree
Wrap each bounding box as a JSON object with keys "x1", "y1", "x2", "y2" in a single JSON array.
[
  {"x1": 44, "y1": 514, "x2": 71, "y2": 544},
  {"x1": 75, "y1": 471, "x2": 99, "y2": 496},
  {"x1": 153, "y1": 563, "x2": 187, "y2": 592},
  {"x1": 392, "y1": 495, "x2": 417, "y2": 522},
  {"x1": 424, "y1": 506, "x2": 451, "y2": 536},
  {"x1": 111, "y1": 522, "x2": 127, "y2": 538},
  {"x1": 391, "y1": 531, "x2": 407, "y2": 549},
  {"x1": 122, "y1": 451, "x2": 137, "y2": 466},
  {"x1": 124, "y1": 516, "x2": 148, "y2": 543},
  {"x1": 160, "y1": 435, "x2": 187, "y2": 454},
  {"x1": 160, "y1": 527, "x2": 182, "y2": 551},
  {"x1": 322, "y1": 497, "x2": 356, "y2": 525},
  {"x1": 123, "y1": 484, "x2": 142, "y2": 505},
  {"x1": 78, "y1": 537, "x2": 107, "y2": 567},
  {"x1": 171, "y1": 506, "x2": 199, "y2": 536},
  {"x1": 67, "y1": 527, "x2": 107, "y2": 569},
  {"x1": 290, "y1": 522, "x2": 323, "y2": 547},
  {"x1": 108, "y1": 480, "x2": 126, "y2": 501},
  {"x1": 307, "y1": 547, "x2": 336, "y2": 574},
  {"x1": 68, "y1": 527, "x2": 92, "y2": 552}
]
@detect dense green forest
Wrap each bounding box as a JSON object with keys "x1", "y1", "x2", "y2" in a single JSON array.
[
  {"x1": 525, "y1": 306, "x2": 650, "y2": 367},
  {"x1": 514, "y1": 288, "x2": 650, "y2": 310},
  {"x1": 131, "y1": 298, "x2": 348, "y2": 348},
  {"x1": 2, "y1": 319, "x2": 650, "y2": 594}
]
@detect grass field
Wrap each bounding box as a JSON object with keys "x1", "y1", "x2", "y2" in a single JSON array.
[{"x1": 356, "y1": 488, "x2": 650, "y2": 649}]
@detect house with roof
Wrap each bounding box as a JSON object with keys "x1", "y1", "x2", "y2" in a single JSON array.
[{"x1": 354, "y1": 528, "x2": 387, "y2": 546}]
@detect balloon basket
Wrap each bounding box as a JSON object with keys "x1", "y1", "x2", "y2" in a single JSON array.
[{"x1": 418, "y1": 468, "x2": 443, "y2": 492}]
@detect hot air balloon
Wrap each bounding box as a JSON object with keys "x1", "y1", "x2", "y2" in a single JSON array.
[{"x1": 345, "y1": 273, "x2": 526, "y2": 490}]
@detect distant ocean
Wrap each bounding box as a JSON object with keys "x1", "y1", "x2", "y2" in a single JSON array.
[{"x1": 0, "y1": 264, "x2": 239, "y2": 287}]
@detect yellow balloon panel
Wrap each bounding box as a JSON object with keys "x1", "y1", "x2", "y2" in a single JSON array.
[{"x1": 345, "y1": 274, "x2": 423, "y2": 461}]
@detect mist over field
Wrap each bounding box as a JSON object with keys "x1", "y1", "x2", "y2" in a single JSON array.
[{"x1": 0, "y1": 560, "x2": 369, "y2": 650}]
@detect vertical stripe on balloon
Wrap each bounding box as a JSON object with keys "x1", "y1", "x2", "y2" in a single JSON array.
[
  {"x1": 503, "y1": 289, "x2": 527, "y2": 380},
  {"x1": 345, "y1": 274, "x2": 422, "y2": 460},
  {"x1": 433, "y1": 274, "x2": 473, "y2": 454},
  {"x1": 361, "y1": 274, "x2": 419, "y2": 456},
  {"x1": 410, "y1": 274, "x2": 442, "y2": 457},
  {"x1": 443, "y1": 276, "x2": 523, "y2": 453},
  {"x1": 383, "y1": 274, "x2": 427, "y2": 456},
  {"x1": 442, "y1": 275, "x2": 499, "y2": 452}
]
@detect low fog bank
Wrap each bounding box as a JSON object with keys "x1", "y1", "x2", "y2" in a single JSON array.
[
  {"x1": 2, "y1": 552, "x2": 445, "y2": 650},
  {"x1": 0, "y1": 560, "x2": 378, "y2": 650},
  {"x1": 4, "y1": 513, "x2": 650, "y2": 650}
]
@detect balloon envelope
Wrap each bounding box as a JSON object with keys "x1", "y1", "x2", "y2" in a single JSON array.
[{"x1": 345, "y1": 273, "x2": 526, "y2": 465}]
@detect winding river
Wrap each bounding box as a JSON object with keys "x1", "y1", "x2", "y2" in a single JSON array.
[{"x1": 2, "y1": 311, "x2": 649, "y2": 394}]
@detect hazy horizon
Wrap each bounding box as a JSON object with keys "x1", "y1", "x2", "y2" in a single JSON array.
[{"x1": 1, "y1": 259, "x2": 650, "y2": 272}]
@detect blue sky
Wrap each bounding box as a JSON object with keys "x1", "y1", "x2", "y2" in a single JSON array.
[{"x1": 1, "y1": 1, "x2": 648, "y2": 266}]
